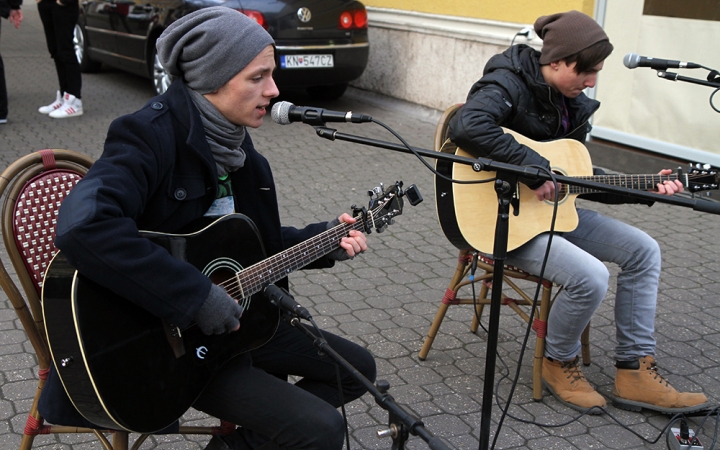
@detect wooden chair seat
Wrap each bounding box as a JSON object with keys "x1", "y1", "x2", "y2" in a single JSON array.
[
  {"x1": 418, "y1": 248, "x2": 591, "y2": 400},
  {"x1": 419, "y1": 104, "x2": 591, "y2": 401},
  {"x1": 0, "y1": 149, "x2": 234, "y2": 450}
]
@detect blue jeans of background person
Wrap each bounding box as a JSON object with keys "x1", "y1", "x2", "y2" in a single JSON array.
[
  {"x1": 193, "y1": 319, "x2": 377, "y2": 450},
  {"x1": 37, "y1": 0, "x2": 81, "y2": 98},
  {"x1": 505, "y1": 208, "x2": 661, "y2": 362}
]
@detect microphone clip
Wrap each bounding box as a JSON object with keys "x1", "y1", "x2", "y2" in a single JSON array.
[
  {"x1": 315, "y1": 126, "x2": 337, "y2": 141},
  {"x1": 298, "y1": 109, "x2": 331, "y2": 127},
  {"x1": 263, "y1": 284, "x2": 312, "y2": 321}
]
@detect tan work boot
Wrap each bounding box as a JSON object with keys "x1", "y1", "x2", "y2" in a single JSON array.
[
  {"x1": 542, "y1": 356, "x2": 606, "y2": 413},
  {"x1": 613, "y1": 356, "x2": 711, "y2": 414}
]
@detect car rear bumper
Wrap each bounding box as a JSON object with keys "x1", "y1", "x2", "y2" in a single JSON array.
[{"x1": 273, "y1": 42, "x2": 369, "y2": 87}]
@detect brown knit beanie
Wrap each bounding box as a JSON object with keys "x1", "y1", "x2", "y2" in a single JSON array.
[{"x1": 534, "y1": 10, "x2": 609, "y2": 65}]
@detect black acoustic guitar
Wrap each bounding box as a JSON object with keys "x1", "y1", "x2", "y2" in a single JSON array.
[
  {"x1": 436, "y1": 128, "x2": 720, "y2": 253},
  {"x1": 42, "y1": 183, "x2": 409, "y2": 434}
]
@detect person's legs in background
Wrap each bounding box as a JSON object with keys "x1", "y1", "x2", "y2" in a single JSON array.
[
  {"x1": 37, "y1": 0, "x2": 83, "y2": 118},
  {"x1": 0, "y1": 22, "x2": 8, "y2": 123}
]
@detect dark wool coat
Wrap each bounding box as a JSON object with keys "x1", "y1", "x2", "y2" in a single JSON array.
[{"x1": 39, "y1": 79, "x2": 334, "y2": 427}]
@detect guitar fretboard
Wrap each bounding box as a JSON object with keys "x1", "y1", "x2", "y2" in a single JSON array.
[
  {"x1": 566, "y1": 173, "x2": 682, "y2": 194},
  {"x1": 225, "y1": 195, "x2": 396, "y2": 299}
]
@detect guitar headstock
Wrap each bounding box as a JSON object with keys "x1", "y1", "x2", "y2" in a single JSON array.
[
  {"x1": 360, "y1": 181, "x2": 422, "y2": 233},
  {"x1": 684, "y1": 163, "x2": 719, "y2": 194}
]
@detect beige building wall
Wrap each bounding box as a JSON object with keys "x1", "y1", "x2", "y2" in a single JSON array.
[
  {"x1": 592, "y1": 0, "x2": 720, "y2": 165},
  {"x1": 361, "y1": 0, "x2": 595, "y2": 23},
  {"x1": 353, "y1": 1, "x2": 593, "y2": 111},
  {"x1": 355, "y1": 0, "x2": 720, "y2": 165}
]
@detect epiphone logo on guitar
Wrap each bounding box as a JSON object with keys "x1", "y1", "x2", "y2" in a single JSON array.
[{"x1": 196, "y1": 346, "x2": 209, "y2": 359}]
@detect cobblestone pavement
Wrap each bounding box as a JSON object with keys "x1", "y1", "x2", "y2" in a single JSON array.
[{"x1": 2, "y1": 7, "x2": 720, "y2": 450}]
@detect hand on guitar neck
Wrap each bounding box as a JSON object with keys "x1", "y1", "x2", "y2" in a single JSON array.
[
  {"x1": 335, "y1": 212, "x2": 367, "y2": 258},
  {"x1": 533, "y1": 168, "x2": 684, "y2": 202},
  {"x1": 654, "y1": 169, "x2": 684, "y2": 195}
]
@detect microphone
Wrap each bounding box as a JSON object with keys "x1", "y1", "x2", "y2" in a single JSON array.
[
  {"x1": 623, "y1": 53, "x2": 701, "y2": 70},
  {"x1": 271, "y1": 101, "x2": 372, "y2": 125},
  {"x1": 263, "y1": 284, "x2": 312, "y2": 320}
]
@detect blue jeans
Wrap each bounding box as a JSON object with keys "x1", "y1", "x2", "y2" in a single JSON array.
[
  {"x1": 193, "y1": 319, "x2": 376, "y2": 450},
  {"x1": 505, "y1": 208, "x2": 661, "y2": 362}
]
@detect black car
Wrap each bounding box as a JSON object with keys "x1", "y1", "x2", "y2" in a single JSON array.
[{"x1": 74, "y1": 0, "x2": 369, "y2": 99}]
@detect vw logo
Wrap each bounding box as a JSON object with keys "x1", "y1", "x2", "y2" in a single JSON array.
[{"x1": 297, "y1": 7, "x2": 312, "y2": 23}]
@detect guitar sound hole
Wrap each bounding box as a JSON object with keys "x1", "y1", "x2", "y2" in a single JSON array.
[
  {"x1": 202, "y1": 257, "x2": 245, "y2": 299},
  {"x1": 556, "y1": 187, "x2": 568, "y2": 202},
  {"x1": 209, "y1": 268, "x2": 234, "y2": 289},
  {"x1": 552, "y1": 171, "x2": 568, "y2": 202}
]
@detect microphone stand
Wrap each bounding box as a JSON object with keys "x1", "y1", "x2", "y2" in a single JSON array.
[
  {"x1": 657, "y1": 70, "x2": 720, "y2": 89},
  {"x1": 312, "y1": 125, "x2": 720, "y2": 450},
  {"x1": 285, "y1": 314, "x2": 452, "y2": 450}
]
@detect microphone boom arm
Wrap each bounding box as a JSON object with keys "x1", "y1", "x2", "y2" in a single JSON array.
[
  {"x1": 313, "y1": 126, "x2": 720, "y2": 214},
  {"x1": 657, "y1": 70, "x2": 720, "y2": 89}
]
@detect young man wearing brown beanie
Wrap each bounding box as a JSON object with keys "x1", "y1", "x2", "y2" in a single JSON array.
[
  {"x1": 448, "y1": 10, "x2": 710, "y2": 415},
  {"x1": 37, "y1": 7, "x2": 375, "y2": 449}
]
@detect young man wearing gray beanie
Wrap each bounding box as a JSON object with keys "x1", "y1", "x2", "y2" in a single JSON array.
[
  {"x1": 448, "y1": 10, "x2": 710, "y2": 415},
  {"x1": 37, "y1": 7, "x2": 376, "y2": 450}
]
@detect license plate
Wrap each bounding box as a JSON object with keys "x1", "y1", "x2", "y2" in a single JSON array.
[{"x1": 280, "y1": 54, "x2": 334, "y2": 69}]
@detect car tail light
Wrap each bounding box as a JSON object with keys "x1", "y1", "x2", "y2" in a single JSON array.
[
  {"x1": 242, "y1": 10, "x2": 268, "y2": 29},
  {"x1": 353, "y1": 9, "x2": 368, "y2": 29},
  {"x1": 338, "y1": 9, "x2": 368, "y2": 30}
]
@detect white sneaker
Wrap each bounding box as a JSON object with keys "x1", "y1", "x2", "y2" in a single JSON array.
[
  {"x1": 49, "y1": 93, "x2": 83, "y2": 119},
  {"x1": 39, "y1": 91, "x2": 64, "y2": 114}
]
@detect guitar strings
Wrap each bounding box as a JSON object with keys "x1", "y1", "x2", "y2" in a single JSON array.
[
  {"x1": 566, "y1": 171, "x2": 711, "y2": 195},
  {"x1": 219, "y1": 224, "x2": 355, "y2": 299},
  {"x1": 216, "y1": 196, "x2": 395, "y2": 301}
]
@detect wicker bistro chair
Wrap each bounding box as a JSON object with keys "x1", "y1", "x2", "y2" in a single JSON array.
[
  {"x1": 418, "y1": 104, "x2": 591, "y2": 401},
  {"x1": 0, "y1": 149, "x2": 234, "y2": 450}
]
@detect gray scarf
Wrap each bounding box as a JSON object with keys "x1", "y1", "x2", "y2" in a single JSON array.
[{"x1": 188, "y1": 87, "x2": 246, "y2": 177}]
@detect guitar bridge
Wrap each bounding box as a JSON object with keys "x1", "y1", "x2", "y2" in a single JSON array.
[{"x1": 163, "y1": 321, "x2": 186, "y2": 358}]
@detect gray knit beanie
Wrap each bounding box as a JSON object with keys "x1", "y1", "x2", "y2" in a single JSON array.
[
  {"x1": 534, "y1": 10, "x2": 609, "y2": 65},
  {"x1": 156, "y1": 7, "x2": 275, "y2": 94}
]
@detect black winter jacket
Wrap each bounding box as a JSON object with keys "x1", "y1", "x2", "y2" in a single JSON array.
[
  {"x1": 0, "y1": 0, "x2": 21, "y2": 19},
  {"x1": 448, "y1": 44, "x2": 648, "y2": 205},
  {"x1": 40, "y1": 79, "x2": 334, "y2": 427},
  {"x1": 449, "y1": 44, "x2": 598, "y2": 174}
]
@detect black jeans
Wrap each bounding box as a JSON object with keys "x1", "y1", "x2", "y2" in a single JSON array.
[
  {"x1": 193, "y1": 319, "x2": 377, "y2": 450},
  {"x1": 37, "y1": 0, "x2": 81, "y2": 98}
]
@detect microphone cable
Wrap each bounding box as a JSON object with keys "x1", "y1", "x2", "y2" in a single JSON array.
[
  {"x1": 308, "y1": 316, "x2": 353, "y2": 450},
  {"x1": 368, "y1": 117, "x2": 497, "y2": 187}
]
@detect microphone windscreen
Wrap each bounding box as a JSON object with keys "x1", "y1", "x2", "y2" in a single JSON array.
[
  {"x1": 623, "y1": 53, "x2": 639, "y2": 69},
  {"x1": 271, "y1": 101, "x2": 293, "y2": 125}
]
